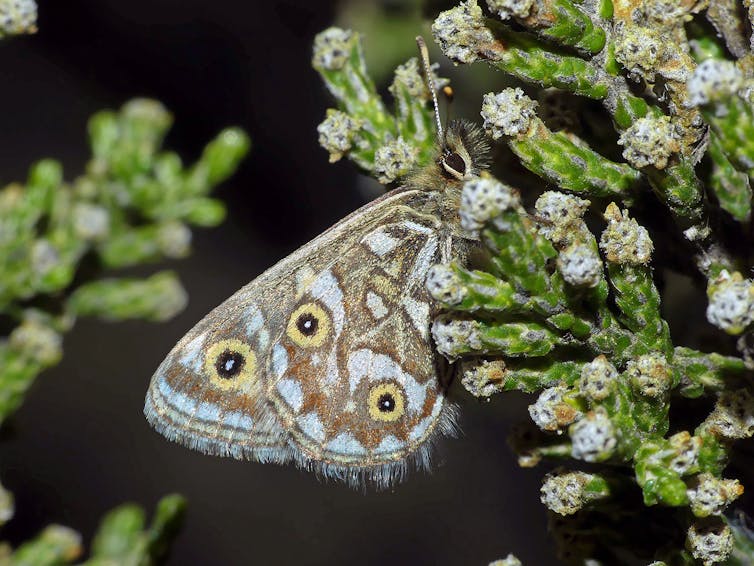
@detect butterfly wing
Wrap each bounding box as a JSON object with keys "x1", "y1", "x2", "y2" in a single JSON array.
[
  {"x1": 144, "y1": 292, "x2": 294, "y2": 462},
  {"x1": 264, "y1": 191, "x2": 459, "y2": 487},
  {"x1": 145, "y1": 187, "x2": 458, "y2": 486}
]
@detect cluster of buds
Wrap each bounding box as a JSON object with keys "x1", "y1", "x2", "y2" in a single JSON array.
[{"x1": 313, "y1": 1, "x2": 754, "y2": 561}]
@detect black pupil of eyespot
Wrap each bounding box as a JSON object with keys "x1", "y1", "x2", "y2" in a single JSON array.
[
  {"x1": 444, "y1": 152, "x2": 465, "y2": 175},
  {"x1": 296, "y1": 312, "x2": 319, "y2": 336},
  {"x1": 377, "y1": 392, "x2": 396, "y2": 413},
  {"x1": 215, "y1": 350, "x2": 245, "y2": 379}
]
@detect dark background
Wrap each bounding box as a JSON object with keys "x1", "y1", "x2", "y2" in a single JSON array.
[{"x1": 0, "y1": 1, "x2": 556, "y2": 564}]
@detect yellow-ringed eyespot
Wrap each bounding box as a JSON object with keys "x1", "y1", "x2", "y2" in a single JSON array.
[
  {"x1": 286, "y1": 303, "x2": 330, "y2": 348},
  {"x1": 367, "y1": 382, "x2": 405, "y2": 422},
  {"x1": 204, "y1": 339, "x2": 256, "y2": 390}
]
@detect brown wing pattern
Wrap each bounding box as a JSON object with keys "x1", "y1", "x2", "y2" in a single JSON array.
[{"x1": 144, "y1": 188, "x2": 458, "y2": 487}]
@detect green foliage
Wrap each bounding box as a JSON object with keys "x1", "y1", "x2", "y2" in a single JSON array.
[
  {"x1": 0, "y1": 94, "x2": 247, "y2": 561},
  {"x1": 313, "y1": 28, "x2": 442, "y2": 183},
  {"x1": 0, "y1": 98, "x2": 249, "y2": 425},
  {"x1": 4, "y1": 494, "x2": 186, "y2": 565},
  {"x1": 314, "y1": 1, "x2": 754, "y2": 563}
]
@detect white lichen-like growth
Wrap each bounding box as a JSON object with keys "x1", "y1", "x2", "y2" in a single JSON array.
[
  {"x1": 317, "y1": 109, "x2": 361, "y2": 163},
  {"x1": 157, "y1": 221, "x2": 192, "y2": 258},
  {"x1": 600, "y1": 203, "x2": 654, "y2": 265},
  {"x1": 486, "y1": 0, "x2": 534, "y2": 20},
  {"x1": 667, "y1": 432, "x2": 701, "y2": 475},
  {"x1": 686, "y1": 473, "x2": 743, "y2": 518},
  {"x1": 618, "y1": 115, "x2": 680, "y2": 170},
  {"x1": 426, "y1": 264, "x2": 467, "y2": 306},
  {"x1": 626, "y1": 353, "x2": 672, "y2": 398},
  {"x1": 529, "y1": 385, "x2": 580, "y2": 432},
  {"x1": 460, "y1": 358, "x2": 507, "y2": 398},
  {"x1": 390, "y1": 59, "x2": 448, "y2": 144},
  {"x1": 373, "y1": 137, "x2": 417, "y2": 184},
  {"x1": 686, "y1": 59, "x2": 744, "y2": 107},
  {"x1": 683, "y1": 224, "x2": 712, "y2": 242},
  {"x1": 557, "y1": 243, "x2": 602, "y2": 288},
  {"x1": 487, "y1": 555, "x2": 522, "y2": 566},
  {"x1": 706, "y1": 270, "x2": 754, "y2": 334},
  {"x1": 686, "y1": 521, "x2": 734, "y2": 565},
  {"x1": 30, "y1": 239, "x2": 60, "y2": 277},
  {"x1": 613, "y1": 24, "x2": 663, "y2": 80},
  {"x1": 534, "y1": 191, "x2": 591, "y2": 246},
  {"x1": 0, "y1": 0, "x2": 37, "y2": 37},
  {"x1": 432, "y1": 0, "x2": 496, "y2": 65},
  {"x1": 481, "y1": 89, "x2": 539, "y2": 139},
  {"x1": 579, "y1": 355, "x2": 618, "y2": 402},
  {"x1": 431, "y1": 316, "x2": 480, "y2": 359},
  {"x1": 72, "y1": 202, "x2": 110, "y2": 241},
  {"x1": 569, "y1": 408, "x2": 617, "y2": 462},
  {"x1": 540, "y1": 470, "x2": 605, "y2": 516},
  {"x1": 459, "y1": 176, "x2": 519, "y2": 233},
  {"x1": 389, "y1": 58, "x2": 448, "y2": 102},
  {"x1": 9, "y1": 318, "x2": 62, "y2": 365},
  {"x1": 644, "y1": 0, "x2": 699, "y2": 24},
  {"x1": 312, "y1": 27, "x2": 354, "y2": 71},
  {"x1": 702, "y1": 389, "x2": 754, "y2": 439}
]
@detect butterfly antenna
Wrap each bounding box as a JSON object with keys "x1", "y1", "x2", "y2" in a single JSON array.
[{"x1": 416, "y1": 35, "x2": 444, "y2": 144}]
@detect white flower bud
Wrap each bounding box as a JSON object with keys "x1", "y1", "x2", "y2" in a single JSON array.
[
  {"x1": 426, "y1": 264, "x2": 467, "y2": 305},
  {"x1": 432, "y1": 0, "x2": 497, "y2": 64},
  {"x1": 373, "y1": 138, "x2": 417, "y2": 184},
  {"x1": 626, "y1": 353, "x2": 673, "y2": 398},
  {"x1": 600, "y1": 203, "x2": 654, "y2": 264},
  {"x1": 686, "y1": 520, "x2": 733, "y2": 565},
  {"x1": 541, "y1": 470, "x2": 608, "y2": 515},
  {"x1": 432, "y1": 316, "x2": 480, "y2": 359},
  {"x1": 486, "y1": 0, "x2": 534, "y2": 20},
  {"x1": 557, "y1": 243, "x2": 602, "y2": 288},
  {"x1": 570, "y1": 408, "x2": 617, "y2": 462},
  {"x1": 618, "y1": 115, "x2": 680, "y2": 170},
  {"x1": 579, "y1": 355, "x2": 618, "y2": 402},
  {"x1": 702, "y1": 389, "x2": 754, "y2": 439},
  {"x1": 481, "y1": 89, "x2": 538, "y2": 139},
  {"x1": 706, "y1": 270, "x2": 754, "y2": 334},
  {"x1": 686, "y1": 473, "x2": 743, "y2": 517},
  {"x1": 529, "y1": 385, "x2": 580, "y2": 432},
  {"x1": 317, "y1": 110, "x2": 361, "y2": 163},
  {"x1": 312, "y1": 28, "x2": 354, "y2": 71},
  {"x1": 687, "y1": 59, "x2": 743, "y2": 107},
  {"x1": 459, "y1": 177, "x2": 518, "y2": 233},
  {"x1": 72, "y1": 202, "x2": 110, "y2": 241}
]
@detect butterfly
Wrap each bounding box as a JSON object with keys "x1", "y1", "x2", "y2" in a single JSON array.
[{"x1": 144, "y1": 38, "x2": 491, "y2": 489}]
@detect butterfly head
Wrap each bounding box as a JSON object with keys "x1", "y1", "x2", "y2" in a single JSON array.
[
  {"x1": 413, "y1": 37, "x2": 491, "y2": 190},
  {"x1": 439, "y1": 119, "x2": 491, "y2": 181},
  {"x1": 406, "y1": 118, "x2": 491, "y2": 193}
]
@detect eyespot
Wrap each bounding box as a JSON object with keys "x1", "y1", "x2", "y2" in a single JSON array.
[
  {"x1": 286, "y1": 303, "x2": 331, "y2": 348},
  {"x1": 204, "y1": 339, "x2": 256, "y2": 390},
  {"x1": 215, "y1": 349, "x2": 245, "y2": 378},
  {"x1": 367, "y1": 383, "x2": 406, "y2": 422},
  {"x1": 442, "y1": 151, "x2": 466, "y2": 179}
]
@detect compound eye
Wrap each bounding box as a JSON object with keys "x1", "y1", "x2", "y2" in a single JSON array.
[
  {"x1": 367, "y1": 382, "x2": 406, "y2": 423},
  {"x1": 204, "y1": 339, "x2": 256, "y2": 390},
  {"x1": 286, "y1": 303, "x2": 331, "y2": 348},
  {"x1": 442, "y1": 151, "x2": 466, "y2": 179}
]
